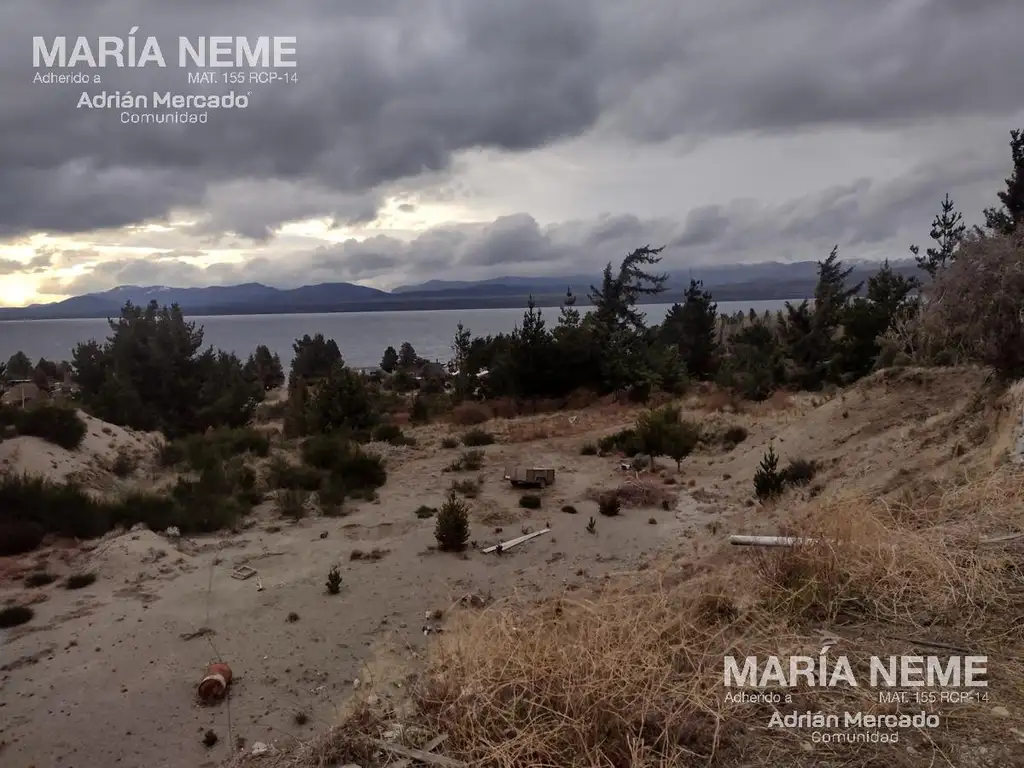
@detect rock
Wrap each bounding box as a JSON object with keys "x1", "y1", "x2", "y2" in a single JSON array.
[
  {"x1": 991, "y1": 706, "x2": 1010, "y2": 718},
  {"x1": 251, "y1": 741, "x2": 270, "y2": 756},
  {"x1": 164, "y1": 526, "x2": 180, "y2": 538},
  {"x1": 425, "y1": 609, "x2": 443, "y2": 621},
  {"x1": 352, "y1": 678, "x2": 360, "y2": 688}
]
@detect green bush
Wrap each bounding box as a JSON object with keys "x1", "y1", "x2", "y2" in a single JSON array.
[
  {"x1": 434, "y1": 492, "x2": 470, "y2": 552},
  {"x1": 0, "y1": 605, "x2": 34, "y2": 628},
  {"x1": 753, "y1": 444, "x2": 785, "y2": 500},
  {"x1": 267, "y1": 455, "x2": 323, "y2": 491},
  {"x1": 461, "y1": 428, "x2": 495, "y2": 447},
  {"x1": 598, "y1": 494, "x2": 621, "y2": 517},
  {"x1": 722, "y1": 426, "x2": 749, "y2": 446},
  {"x1": 597, "y1": 428, "x2": 640, "y2": 456},
  {"x1": 780, "y1": 458, "x2": 818, "y2": 487},
  {"x1": 410, "y1": 396, "x2": 430, "y2": 424},
  {"x1": 414, "y1": 505, "x2": 437, "y2": 519},
  {"x1": 519, "y1": 494, "x2": 542, "y2": 509},
  {"x1": 580, "y1": 442, "x2": 598, "y2": 456},
  {"x1": 24, "y1": 571, "x2": 57, "y2": 587},
  {"x1": 161, "y1": 427, "x2": 270, "y2": 470},
  {"x1": 12, "y1": 404, "x2": 87, "y2": 450},
  {"x1": 372, "y1": 422, "x2": 415, "y2": 446},
  {"x1": 64, "y1": 573, "x2": 97, "y2": 590}
]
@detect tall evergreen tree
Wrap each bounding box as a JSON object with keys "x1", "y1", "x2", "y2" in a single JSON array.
[
  {"x1": 910, "y1": 193, "x2": 966, "y2": 277},
  {"x1": 659, "y1": 279, "x2": 719, "y2": 380},
  {"x1": 982, "y1": 129, "x2": 1024, "y2": 236}
]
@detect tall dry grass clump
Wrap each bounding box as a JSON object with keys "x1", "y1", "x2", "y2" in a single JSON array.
[
  {"x1": 403, "y1": 467, "x2": 1024, "y2": 766},
  {"x1": 884, "y1": 227, "x2": 1024, "y2": 376}
]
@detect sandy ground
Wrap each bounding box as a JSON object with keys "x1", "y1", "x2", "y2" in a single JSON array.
[{"x1": 0, "y1": 367, "x2": 1003, "y2": 768}]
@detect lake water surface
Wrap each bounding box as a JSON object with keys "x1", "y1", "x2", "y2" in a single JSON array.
[{"x1": 0, "y1": 300, "x2": 792, "y2": 369}]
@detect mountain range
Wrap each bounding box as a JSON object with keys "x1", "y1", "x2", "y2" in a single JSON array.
[{"x1": 0, "y1": 259, "x2": 920, "y2": 320}]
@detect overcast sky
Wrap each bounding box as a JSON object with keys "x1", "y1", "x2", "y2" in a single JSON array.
[{"x1": 1, "y1": 0, "x2": 1022, "y2": 307}]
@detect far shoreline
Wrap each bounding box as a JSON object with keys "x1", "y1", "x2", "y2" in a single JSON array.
[{"x1": 0, "y1": 291, "x2": 813, "y2": 323}]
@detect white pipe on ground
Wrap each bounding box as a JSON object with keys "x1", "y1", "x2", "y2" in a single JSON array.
[{"x1": 728, "y1": 535, "x2": 821, "y2": 548}]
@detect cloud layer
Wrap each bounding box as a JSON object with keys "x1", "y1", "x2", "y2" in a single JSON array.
[{"x1": 2, "y1": 0, "x2": 1023, "y2": 301}]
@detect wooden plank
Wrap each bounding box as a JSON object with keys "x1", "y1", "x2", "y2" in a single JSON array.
[
  {"x1": 482, "y1": 528, "x2": 550, "y2": 554},
  {"x1": 372, "y1": 740, "x2": 466, "y2": 767}
]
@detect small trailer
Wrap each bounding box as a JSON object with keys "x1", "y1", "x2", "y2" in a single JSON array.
[{"x1": 504, "y1": 466, "x2": 556, "y2": 488}]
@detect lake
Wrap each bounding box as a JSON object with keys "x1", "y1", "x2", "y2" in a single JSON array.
[{"x1": 0, "y1": 300, "x2": 792, "y2": 369}]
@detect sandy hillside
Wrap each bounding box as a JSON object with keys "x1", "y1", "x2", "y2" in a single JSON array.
[
  {"x1": 0, "y1": 411, "x2": 162, "y2": 487},
  {"x1": 1, "y1": 367, "x2": 1017, "y2": 768}
]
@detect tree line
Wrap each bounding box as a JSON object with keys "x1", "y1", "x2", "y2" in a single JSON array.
[{"x1": 2, "y1": 130, "x2": 1021, "y2": 436}]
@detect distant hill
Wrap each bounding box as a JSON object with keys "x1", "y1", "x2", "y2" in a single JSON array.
[{"x1": 0, "y1": 260, "x2": 921, "y2": 320}]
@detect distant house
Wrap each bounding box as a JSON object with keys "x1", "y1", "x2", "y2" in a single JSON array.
[{"x1": 1, "y1": 381, "x2": 46, "y2": 407}]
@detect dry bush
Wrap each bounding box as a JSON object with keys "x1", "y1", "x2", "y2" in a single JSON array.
[
  {"x1": 587, "y1": 479, "x2": 675, "y2": 509},
  {"x1": 889, "y1": 228, "x2": 1024, "y2": 376},
  {"x1": 451, "y1": 403, "x2": 490, "y2": 426},
  {"x1": 488, "y1": 398, "x2": 520, "y2": 419}
]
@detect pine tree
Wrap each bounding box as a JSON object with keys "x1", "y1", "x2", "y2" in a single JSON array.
[
  {"x1": 753, "y1": 443, "x2": 785, "y2": 500},
  {"x1": 910, "y1": 194, "x2": 966, "y2": 277},
  {"x1": 659, "y1": 279, "x2": 719, "y2": 379},
  {"x1": 380, "y1": 345, "x2": 399, "y2": 373},
  {"x1": 981, "y1": 129, "x2": 1024, "y2": 236}
]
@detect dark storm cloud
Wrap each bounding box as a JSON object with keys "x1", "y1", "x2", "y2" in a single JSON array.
[
  {"x1": 1, "y1": 0, "x2": 603, "y2": 237},
  {"x1": 32, "y1": 133, "x2": 1015, "y2": 301},
  {"x1": 2, "y1": 0, "x2": 1023, "y2": 241}
]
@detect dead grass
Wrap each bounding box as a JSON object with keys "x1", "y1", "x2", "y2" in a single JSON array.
[
  {"x1": 396, "y1": 469, "x2": 1024, "y2": 766},
  {"x1": 242, "y1": 369, "x2": 1024, "y2": 767}
]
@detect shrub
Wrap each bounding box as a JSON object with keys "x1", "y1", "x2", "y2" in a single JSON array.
[
  {"x1": 598, "y1": 494, "x2": 621, "y2": 517},
  {"x1": 318, "y1": 476, "x2": 347, "y2": 516},
  {"x1": 452, "y1": 403, "x2": 490, "y2": 426},
  {"x1": 267, "y1": 455, "x2": 324, "y2": 491},
  {"x1": 560, "y1": 505, "x2": 578, "y2": 514},
  {"x1": 325, "y1": 565, "x2": 342, "y2": 595},
  {"x1": 111, "y1": 446, "x2": 136, "y2": 478},
  {"x1": 330, "y1": 448, "x2": 387, "y2": 496},
  {"x1": 440, "y1": 436, "x2": 459, "y2": 449},
  {"x1": 753, "y1": 443, "x2": 785, "y2": 500},
  {"x1": 519, "y1": 494, "x2": 542, "y2": 509},
  {"x1": 14, "y1": 405, "x2": 87, "y2": 450},
  {"x1": 462, "y1": 428, "x2": 495, "y2": 447},
  {"x1": 722, "y1": 425, "x2": 748, "y2": 446},
  {"x1": 898, "y1": 230, "x2": 1024, "y2": 377},
  {"x1": 597, "y1": 428, "x2": 640, "y2": 456},
  {"x1": 445, "y1": 449, "x2": 484, "y2": 472},
  {"x1": 0, "y1": 520, "x2": 45, "y2": 556},
  {"x1": 0, "y1": 605, "x2": 34, "y2": 628},
  {"x1": 434, "y1": 492, "x2": 470, "y2": 552},
  {"x1": 780, "y1": 458, "x2": 818, "y2": 487},
  {"x1": 372, "y1": 422, "x2": 414, "y2": 446},
  {"x1": 451, "y1": 478, "x2": 482, "y2": 498},
  {"x1": 410, "y1": 396, "x2": 430, "y2": 424},
  {"x1": 580, "y1": 442, "x2": 598, "y2": 456},
  {"x1": 278, "y1": 489, "x2": 309, "y2": 519},
  {"x1": 414, "y1": 505, "x2": 437, "y2": 519},
  {"x1": 24, "y1": 571, "x2": 57, "y2": 587},
  {"x1": 162, "y1": 427, "x2": 270, "y2": 470},
  {"x1": 64, "y1": 573, "x2": 97, "y2": 590}
]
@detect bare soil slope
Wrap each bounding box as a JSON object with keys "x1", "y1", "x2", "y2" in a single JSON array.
[{"x1": 2, "y1": 367, "x2": 1019, "y2": 768}]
